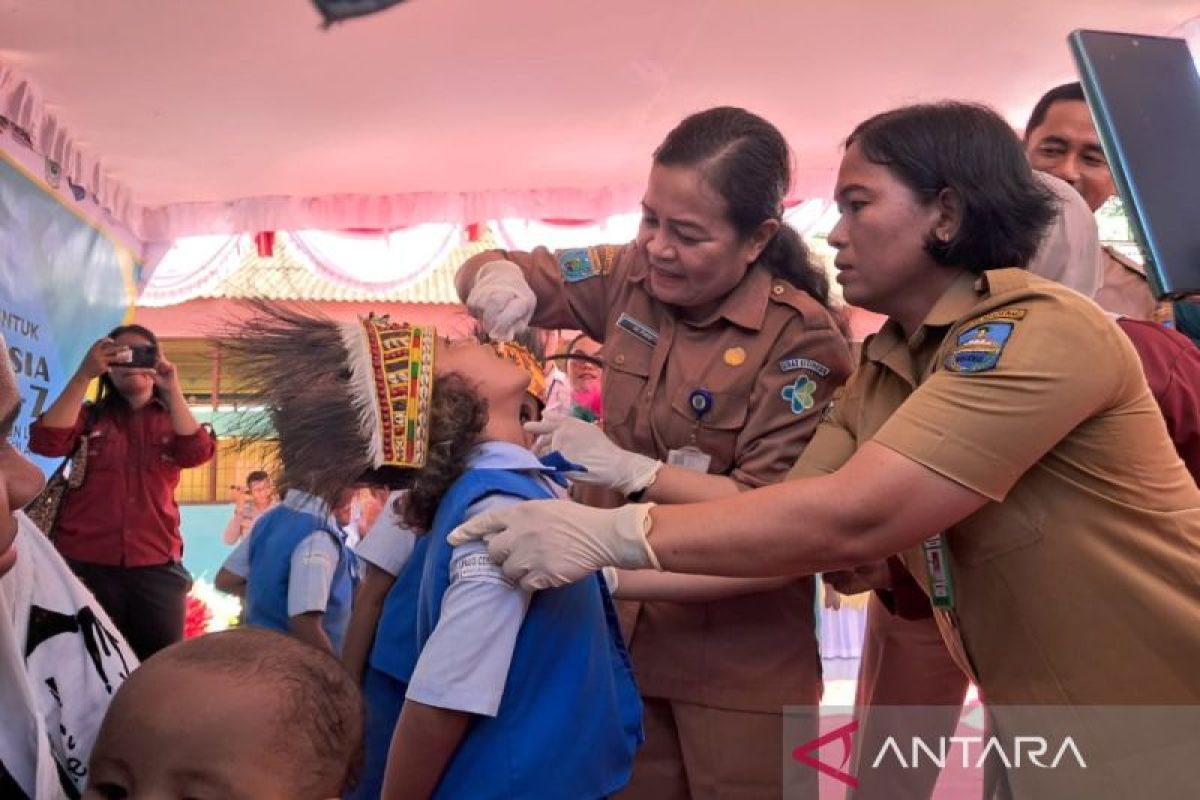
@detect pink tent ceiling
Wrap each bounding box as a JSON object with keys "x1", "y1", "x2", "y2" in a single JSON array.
[{"x1": 1, "y1": 1, "x2": 1197, "y2": 242}]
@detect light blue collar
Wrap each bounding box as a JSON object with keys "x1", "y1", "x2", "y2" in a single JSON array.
[
  {"x1": 468, "y1": 440, "x2": 553, "y2": 472},
  {"x1": 282, "y1": 490, "x2": 340, "y2": 530}
]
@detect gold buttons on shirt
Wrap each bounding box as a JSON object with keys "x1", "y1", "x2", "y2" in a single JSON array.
[
  {"x1": 724, "y1": 347, "x2": 746, "y2": 367},
  {"x1": 772, "y1": 284, "x2": 785, "y2": 296},
  {"x1": 614, "y1": 353, "x2": 626, "y2": 366}
]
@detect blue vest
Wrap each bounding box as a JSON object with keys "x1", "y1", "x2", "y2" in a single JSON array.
[
  {"x1": 367, "y1": 532, "x2": 432, "y2": 683},
  {"x1": 417, "y1": 469, "x2": 643, "y2": 799},
  {"x1": 246, "y1": 504, "x2": 356, "y2": 654}
]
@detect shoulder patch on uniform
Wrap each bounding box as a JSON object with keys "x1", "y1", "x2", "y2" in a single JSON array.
[
  {"x1": 961, "y1": 308, "x2": 1027, "y2": 328},
  {"x1": 779, "y1": 357, "x2": 831, "y2": 377},
  {"x1": 557, "y1": 248, "x2": 599, "y2": 283},
  {"x1": 781, "y1": 375, "x2": 819, "y2": 414},
  {"x1": 944, "y1": 322, "x2": 1014, "y2": 373},
  {"x1": 557, "y1": 244, "x2": 622, "y2": 284}
]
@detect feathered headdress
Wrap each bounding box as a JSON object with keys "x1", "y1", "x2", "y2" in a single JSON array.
[{"x1": 221, "y1": 303, "x2": 436, "y2": 502}]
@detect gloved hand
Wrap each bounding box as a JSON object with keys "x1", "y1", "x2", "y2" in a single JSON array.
[
  {"x1": 527, "y1": 413, "x2": 662, "y2": 496},
  {"x1": 465, "y1": 260, "x2": 537, "y2": 341},
  {"x1": 447, "y1": 499, "x2": 661, "y2": 590}
]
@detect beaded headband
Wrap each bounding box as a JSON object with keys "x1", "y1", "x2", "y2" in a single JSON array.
[
  {"x1": 347, "y1": 315, "x2": 436, "y2": 469},
  {"x1": 490, "y1": 340, "x2": 548, "y2": 407}
]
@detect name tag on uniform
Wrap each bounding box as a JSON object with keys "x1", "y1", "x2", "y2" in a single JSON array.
[
  {"x1": 452, "y1": 552, "x2": 516, "y2": 588},
  {"x1": 616, "y1": 313, "x2": 659, "y2": 347},
  {"x1": 667, "y1": 446, "x2": 711, "y2": 473}
]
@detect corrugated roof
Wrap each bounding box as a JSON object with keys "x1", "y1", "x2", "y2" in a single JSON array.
[{"x1": 195, "y1": 230, "x2": 502, "y2": 304}]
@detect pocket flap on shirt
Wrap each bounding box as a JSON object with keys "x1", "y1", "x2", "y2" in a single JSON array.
[
  {"x1": 606, "y1": 345, "x2": 652, "y2": 379},
  {"x1": 669, "y1": 387, "x2": 748, "y2": 431}
]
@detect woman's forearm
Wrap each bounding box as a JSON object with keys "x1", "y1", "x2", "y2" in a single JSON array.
[
  {"x1": 612, "y1": 570, "x2": 794, "y2": 602},
  {"x1": 163, "y1": 386, "x2": 201, "y2": 435},
  {"x1": 642, "y1": 465, "x2": 743, "y2": 504},
  {"x1": 39, "y1": 372, "x2": 92, "y2": 428},
  {"x1": 644, "y1": 443, "x2": 988, "y2": 578},
  {"x1": 648, "y1": 479, "x2": 849, "y2": 577}
]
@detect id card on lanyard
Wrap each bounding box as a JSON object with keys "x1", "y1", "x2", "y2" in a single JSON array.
[
  {"x1": 668, "y1": 389, "x2": 714, "y2": 473},
  {"x1": 667, "y1": 446, "x2": 711, "y2": 472},
  {"x1": 921, "y1": 534, "x2": 956, "y2": 610}
]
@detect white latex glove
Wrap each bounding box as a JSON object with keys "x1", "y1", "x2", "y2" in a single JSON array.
[
  {"x1": 465, "y1": 260, "x2": 537, "y2": 341},
  {"x1": 527, "y1": 413, "x2": 662, "y2": 495},
  {"x1": 447, "y1": 499, "x2": 661, "y2": 590}
]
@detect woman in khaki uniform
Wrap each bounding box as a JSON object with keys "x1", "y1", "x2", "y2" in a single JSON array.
[
  {"x1": 456, "y1": 107, "x2": 852, "y2": 798},
  {"x1": 455, "y1": 103, "x2": 1200, "y2": 798}
]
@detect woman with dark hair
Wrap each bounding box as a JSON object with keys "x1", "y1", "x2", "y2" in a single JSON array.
[
  {"x1": 30, "y1": 324, "x2": 214, "y2": 659},
  {"x1": 456, "y1": 103, "x2": 1200, "y2": 795},
  {"x1": 456, "y1": 106, "x2": 853, "y2": 796}
]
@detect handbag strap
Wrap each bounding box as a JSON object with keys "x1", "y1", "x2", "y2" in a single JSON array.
[{"x1": 63, "y1": 403, "x2": 100, "y2": 488}]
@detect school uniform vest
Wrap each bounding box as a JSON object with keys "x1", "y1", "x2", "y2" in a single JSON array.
[
  {"x1": 418, "y1": 468, "x2": 643, "y2": 800},
  {"x1": 366, "y1": 533, "x2": 432, "y2": 683},
  {"x1": 246, "y1": 504, "x2": 355, "y2": 653}
]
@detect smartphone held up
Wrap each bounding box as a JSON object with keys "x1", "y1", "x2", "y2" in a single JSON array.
[{"x1": 111, "y1": 344, "x2": 158, "y2": 370}]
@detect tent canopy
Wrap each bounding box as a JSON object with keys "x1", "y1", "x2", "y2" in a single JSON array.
[{"x1": 1, "y1": 1, "x2": 1196, "y2": 240}]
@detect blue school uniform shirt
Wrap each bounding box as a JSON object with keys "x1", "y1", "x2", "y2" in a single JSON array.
[
  {"x1": 367, "y1": 443, "x2": 539, "y2": 690},
  {"x1": 245, "y1": 490, "x2": 357, "y2": 653},
  {"x1": 409, "y1": 443, "x2": 643, "y2": 799}
]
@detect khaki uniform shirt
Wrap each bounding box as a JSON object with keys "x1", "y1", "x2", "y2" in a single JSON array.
[
  {"x1": 500, "y1": 243, "x2": 853, "y2": 710},
  {"x1": 793, "y1": 268, "x2": 1200, "y2": 706},
  {"x1": 1095, "y1": 245, "x2": 1157, "y2": 320}
]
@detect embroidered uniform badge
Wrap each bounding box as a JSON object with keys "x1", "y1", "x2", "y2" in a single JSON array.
[
  {"x1": 945, "y1": 322, "x2": 1014, "y2": 373},
  {"x1": 558, "y1": 248, "x2": 598, "y2": 283},
  {"x1": 781, "y1": 375, "x2": 818, "y2": 414},
  {"x1": 779, "y1": 357, "x2": 831, "y2": 377}
]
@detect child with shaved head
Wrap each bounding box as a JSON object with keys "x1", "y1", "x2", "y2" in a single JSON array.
[{"x1": 84, "y1": 628, "x2": 363, "y2": 800}]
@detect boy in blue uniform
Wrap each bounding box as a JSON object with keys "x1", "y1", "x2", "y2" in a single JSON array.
[
  {"x1": 248, "y1": 489, "x2": 357, "y2": 654},
  {"x1": 225, "y1": 310, "x2": 642, "y2": 800},
  {"x1": 216, "y1": 488, "x2": 357, "y2": 655}
]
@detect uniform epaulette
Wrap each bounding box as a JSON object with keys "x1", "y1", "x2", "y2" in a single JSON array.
[
  {"x1": 767, "y1": 280, "x2": 830, "y2": 328},
  {"x1": 979, "y1": 267, "x2": 1034, "y2": 296}
]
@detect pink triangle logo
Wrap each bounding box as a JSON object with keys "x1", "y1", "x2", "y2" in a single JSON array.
[{"x1": 792, "y1": 719, "x2": 859, "y2": 788}]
